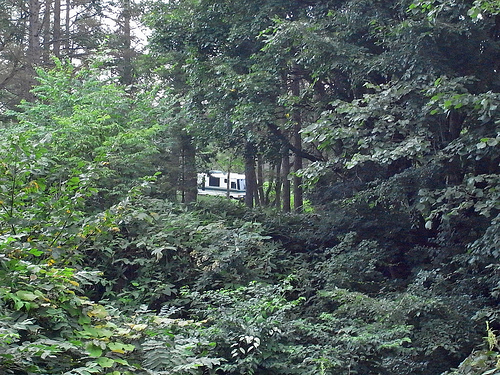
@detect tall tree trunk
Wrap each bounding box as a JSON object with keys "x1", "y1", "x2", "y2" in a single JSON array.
[
  {"x1": 226, "y1": 170, "x2": 231, "y2": 198},
  {"x1": 64, "y1": 0, "x2": 70, "y2": 56},
  {"x1": 120, "y1": 0, "x2": 133, "y2": 85},
  {"x1": 26, "y1": 0, "x2": 42, "y2": 99},
  {"x1": 244, "y1": 141, "x2": 257, "y2": 208},
  {"x1": 257, "y1": 154, "x2": 265, "y2": 206},
  {"x1": 53, "y1": 0, "x2": 61, "y2": 57},
  {"x1": 282, "y1": 148, "x2": 291, "y2": 213},
  {"x1": 445, "y1": 110, "x2": 466, "y2": 185},
  {"x1": 42, "y1": 0, "x2": 51, "y2": 63},
  {"x1": 264, "y1": 168, "x2": 273, "y2": 206},
  {"x1": 28, "y1": 0, "x2": 42, "y2": 69},
  {"x1": 226, "y1": 153, "x2": 233, "y2": 199},
  {"x1": 274, "y1": 160, "x2": 282, "y2": 208},
  {"x1": 180, "y1": 132, "x2": 197, "y2": 203},
  {"x1": 292, "y1": 145, "x2": 303, "y2": 212},
  {"x1": 291, "y1": 67, "x2": 303, "y2": 212}
]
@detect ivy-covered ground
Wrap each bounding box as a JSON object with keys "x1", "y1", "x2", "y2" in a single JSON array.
[{"x1": 1, "y1": 178, "x2": 499, "y2": 374}]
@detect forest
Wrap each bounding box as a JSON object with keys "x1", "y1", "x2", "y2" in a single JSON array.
[{"x1": 0, "y1": 0, "x2": 499, "y2": 374}]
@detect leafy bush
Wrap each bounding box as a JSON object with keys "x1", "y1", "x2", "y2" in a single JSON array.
[{"x1": 442, "y1": 322, "x2": 500, "y2": 375}]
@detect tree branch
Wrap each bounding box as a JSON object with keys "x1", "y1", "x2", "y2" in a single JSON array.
[{"x1": 266, "y1": 122, "x2": 324, "y2": 162}]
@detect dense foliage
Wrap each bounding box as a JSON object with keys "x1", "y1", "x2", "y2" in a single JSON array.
[
  {"x1": 1, "y1": 0, "x2": 499, "y2": 374},
  {"x1": 1, "y1": 182, "x2": 499, "y2": 374}
]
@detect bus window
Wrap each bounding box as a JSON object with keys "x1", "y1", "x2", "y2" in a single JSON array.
[
  {"x1": 237, "y1": 179, "x2": 245, "y2": 190},
  {"x1": 209, "y1": 176, "x2": 220, "y2": 187}
]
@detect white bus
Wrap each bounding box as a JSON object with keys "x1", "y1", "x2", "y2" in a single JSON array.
[{"x1": 197, "y1": 171, "x2": 246, "y2": 199}]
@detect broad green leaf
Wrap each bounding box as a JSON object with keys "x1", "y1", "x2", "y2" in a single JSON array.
[
  {"x1": 113, "y1": 358, "x2": 130, "y2": 366},
  {"x1": 29, "y1": 248, "x2": 44, "y2": 257},
  {"x1": 96, "y1": 357, "x2": 115, "y2": 368},
  {"x1": 108, "y1": 342, "x2": 135, "y2": 353},
  {"x1": 86, "y1": 343, "x2": 103, "y2": 358},
  {"x1": 16, "y1": 290, "x2": 39, "y2": 301},
  {"x1": 87, "y1": 305, "x2": 108, "y2": 319},
  {"x1": 78, "y1": 315, "x2": 91, "y2": 325}
]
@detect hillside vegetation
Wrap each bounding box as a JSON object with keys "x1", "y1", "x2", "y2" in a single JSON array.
[{"x1": 0, "y1": 157, "x2": 499, "y2": 374}]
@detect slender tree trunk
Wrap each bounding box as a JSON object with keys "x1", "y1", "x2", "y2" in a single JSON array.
[
  {"x1": 244, "y1": 141, "x2": 257, "y2": 208},
  {"x1": 273, "y1": 103, "x2": 285, "y2": 209},
  {"x1": 64, "y1": 0, "x2": 70, "y2": 56},
  {"x1": 264, "y1": 169, "x2": 273, "y2": 206},
  {"x1": 226, "y1": 170, "x2": 231, "y2": 198},
  {"x1": 274, "y1": 160, "x2": 282, "y2": 208},
  {"x1": 291, "y1": 67, "x2": 303, "y2": 212},
  {"x1": 445, "y1": 110, "x2": 466, "y2": 185},
  {"x1": 250, "y1": 168, "x2": 258, "y2": 206},
  {"x1": 180, "y1": 132, "x2": 197, "y2": 203},
  {"x1": 53, "y1": 0, "x2": 61, "y2": 57},
  {"x1": 26, "y1": 0, "x2": 42, "y2": 99},
  {"x1": 282, "y1": 148, "x2": 291, "y2": 213},
  {"x1": 257, "y1": 154, "x2": 265, "y2": 206},
  {"x1": 28, "y1": 0, "x2": 42, "y2": 69},
  {"x1": 120, "y1": 0, "x2": 133, "y2": 85},
  {"x1": 226, "y1": 153, "x2": 232, "y2": 198},
  {"x1": 293, "y1": 148, "x2": 303, "y2": 212},
  {"x1": 42, "y1": 0, "x2": 51, "y2": 63}
]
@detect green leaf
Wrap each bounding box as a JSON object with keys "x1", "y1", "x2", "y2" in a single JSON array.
[
  {"x1": 96, "y1": 357, "x2": 115, "y2": 368},
  {"x1": 87, "y1": 343, "x2": 103, "y2": 358},
  {"x1": 78, "y1": 314, "x2": 91, "y2": 325},
  {"x1": 113, "y1": 358, "x2": 130, "y2": 366},
  {"x1": 108, "y1": 342, "x2": 135, "y2": 353},
  {"x1": 16, "y1": 290, "x2": 39, "y2": 301},
  {"x1": 87, "y1": 305, "x2": 108, "y2": 319},
  {"x1": 468, "y1": 7, "x2": 481, "y2": 19},
  {"x1": 29, "y1": 248, "x2": 44, "y2": 257},
  {"x1": 67, "y1": 176, "x2": 81, "y2": 186}
]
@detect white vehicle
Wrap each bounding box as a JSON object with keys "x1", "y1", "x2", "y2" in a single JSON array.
[{"x1": 197, "y1": 171, "x2": 246, "y2": 199}]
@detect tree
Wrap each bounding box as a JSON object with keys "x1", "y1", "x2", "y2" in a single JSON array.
[
  {"x1": 0, "y1": 0, "x2": 148, "y2": 114},
  {"x1": 0, "y1": 0, "x2": 29, "y2": 113},
  {"x1": 12, "y1": 58, "x2": 166, "y2": 207},
  {"x1": 145, "y1": 0, "x2": 325, "y2": 209}
]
